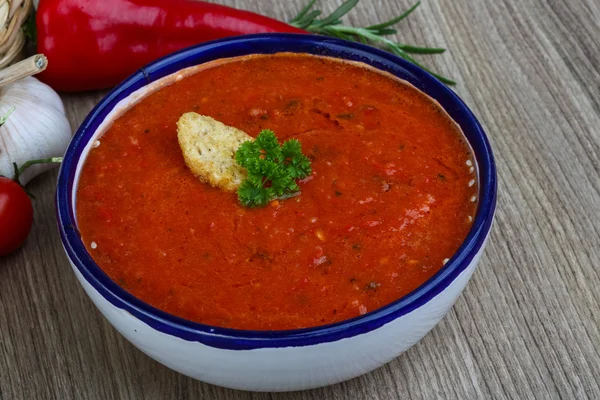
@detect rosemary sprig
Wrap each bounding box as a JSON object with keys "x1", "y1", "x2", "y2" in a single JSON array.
[{"x1": 289, "y1": 1, "x2": 455, "y2": 85}]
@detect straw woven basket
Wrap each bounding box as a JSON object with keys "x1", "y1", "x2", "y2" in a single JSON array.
[{"x1": 0, "y1": 0, "x2": 32, "y2": 69}]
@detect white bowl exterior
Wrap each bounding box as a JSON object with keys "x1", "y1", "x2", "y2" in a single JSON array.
[
  {"x1": 68, "y1": 235, "x2": 486, "y2": 392},
  {"x1": 65, "y1": 55, "x2": 493, "y2": 391}
]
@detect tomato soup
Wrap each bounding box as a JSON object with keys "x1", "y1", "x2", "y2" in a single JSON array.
[{"x1": 76, "y1": 53, "x2": 477, "y2": 330}]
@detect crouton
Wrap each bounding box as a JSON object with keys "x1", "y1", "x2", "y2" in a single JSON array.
[{"x1": 177, "y1": 113, "x2": 252, "y2": 192}]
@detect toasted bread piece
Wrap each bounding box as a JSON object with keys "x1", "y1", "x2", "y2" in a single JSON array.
[{"x1": 177, "y1": 113, "x2": 252, "y2": 192}]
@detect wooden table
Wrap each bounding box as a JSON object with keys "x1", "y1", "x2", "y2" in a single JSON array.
[{"x1": 2, "y1": 0, "x2": 599, "y2": 398}]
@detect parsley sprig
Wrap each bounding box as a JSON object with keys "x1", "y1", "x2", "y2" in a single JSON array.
[{"x1": 236, "y1": 130, "x2": 312, "y2": 207}]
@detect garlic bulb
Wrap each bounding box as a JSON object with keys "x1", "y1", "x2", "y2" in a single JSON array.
[{"x1": 0, "y1": 76, "x2": 71, "y2": 184}]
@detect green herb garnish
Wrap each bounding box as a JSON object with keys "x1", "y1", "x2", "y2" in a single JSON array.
[
  {"x1": 290, "y1": 1, "x2": 455, "y2": 85},
  {"x1": 236, "y1": 130, "x2": 311, "y2": 207}
]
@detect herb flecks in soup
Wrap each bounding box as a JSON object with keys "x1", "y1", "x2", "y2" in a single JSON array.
[{"x1": 76, "y1": 53, "x2": 477, "y2": 330}]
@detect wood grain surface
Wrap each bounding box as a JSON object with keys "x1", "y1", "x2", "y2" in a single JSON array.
[{"x1": 1, "y1": 0, "x2": 599, "y2": 399}]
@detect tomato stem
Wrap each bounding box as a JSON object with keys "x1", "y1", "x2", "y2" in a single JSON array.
[{"x1": 13, "y1": 157, "x2": 63, "y2": 182}]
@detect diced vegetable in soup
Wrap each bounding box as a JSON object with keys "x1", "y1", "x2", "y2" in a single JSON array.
[{"x1": 76, "y1": 53, "x2": 477, "y2": 330}]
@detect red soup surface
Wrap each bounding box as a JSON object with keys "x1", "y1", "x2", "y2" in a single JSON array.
[{"x1": 76, "y1": 53, "x2": 478, "y2": 330}]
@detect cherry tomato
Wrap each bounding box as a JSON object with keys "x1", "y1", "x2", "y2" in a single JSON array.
[{"x1": 0, "y1": 177, "x2": 33, "y2": 256}]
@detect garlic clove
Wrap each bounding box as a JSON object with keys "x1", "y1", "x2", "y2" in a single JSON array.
[{"x1": 0, "y1": 76, "x2": 71, "y2": 185}]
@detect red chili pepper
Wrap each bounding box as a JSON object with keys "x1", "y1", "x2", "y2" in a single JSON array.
[
  {"x1": 36, "y1": 0, "x2": 455, "y2": 91},
  {"x1": 36, "y1": 0, "x2": 306, "y2": 92}
]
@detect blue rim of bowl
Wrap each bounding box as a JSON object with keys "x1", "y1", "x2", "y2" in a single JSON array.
[{"x1": 56, "y1": 33, "x2": 497, "y2": 350}]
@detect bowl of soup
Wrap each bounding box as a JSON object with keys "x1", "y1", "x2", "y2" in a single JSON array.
[{"x1": 56, "y1": 34, "x2": 496, "y2": 392}]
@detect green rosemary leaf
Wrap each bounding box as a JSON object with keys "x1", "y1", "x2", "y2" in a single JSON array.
[
  {"x1": 394, "y1": 47, "x2": 456, "y2": 84},
  {"x1": 313, "y1": 0, "x2": 359, "y2": 28},
  {"x1": 358, "y1": 34, "x2": 370, "y2": 44},
  {"x1": 295, "y1": 9, "x2": 323, "y2": 29},
  {"x1": 397, "y1": 45, "x2": 446, "y2": 54},
  {"x1": 366, "y1": 2, "x2": 421, "y2": 30},
  {"x1": 322, "y1": 26, "x2": 353, "y2": 41},
  {"x1": 290, "y1": 0, "x2": 318, "y2": 24},
  {"x1": 375, "y1": 28, "x2": 397, "y2": 35}
]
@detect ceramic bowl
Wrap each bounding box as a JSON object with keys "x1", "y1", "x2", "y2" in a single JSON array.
[{"x1": 56, "y1": 34, "x2": 497, "y2": 392}]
